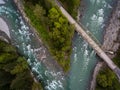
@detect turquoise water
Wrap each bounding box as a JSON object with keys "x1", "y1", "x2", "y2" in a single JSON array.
[
  {"x1": 0, "y1": 0, "x2": 65, "y2": 90},
  {"x1": 68, "y1": 0, "x2": 116, "y2": 90},
  {"x1": 0, "y1": 0, "x2": 117, "y2": 90}
]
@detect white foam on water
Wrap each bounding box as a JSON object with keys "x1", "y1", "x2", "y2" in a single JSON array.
[
  {"x1": 98, "y1": 9, "x2": 104, "y2": 16},
  {"x1": 0, "y1": 3, "x2": 65, "y2": 90},
  {"x1": 44, "y1": 69, "x2": 64, "y2": 90},
  {"x1": 86, "y1": 23, "x2": 89, "y2": 27},
  {"x1": 108, "y1": 4, "x2": 112, "y2": 9},
  {"x1": 91, "y1": 8, "x2": 104, "y2": 25},
  {"x1": 83, "y1": 43, "x2": 90, "y2": 70},
  {"x1": 98, "y1": 17, "x2": 104, "y2": 24},
  {"x1": 102, "y1": 1, "x2": 107, "y2": 7},
  {"x1": 97, "y1": 9, "x2": 104, "y2": 24},
  {"x1": 73, "y1": 46, "x2": 77, "y2": 63},
  {"x1": 34, "y1": 47, "x2": 42, "y2": 52},
  {"x1": 27, "y1": 59, "x2": 31, "y2": 65},
  {"x1": 0, "y1": 6, "x2": 17, "y2": 18},
  {"x1": 46, "y1": 80, "x2": 63, "y2": 90},
  {"x1": 73, "y1": 53, "x2": 77, "y2": 63},
  {"x1": 91, "y1": 14, "x2": 97, "y2": 21}
]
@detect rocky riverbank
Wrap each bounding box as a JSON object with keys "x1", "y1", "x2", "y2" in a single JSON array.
[
  {"x1": 0, "y1": 30, "x2": 10, "y2": 43},
  {"x1": 102, "y1": 0, "x2": 120, "y2": 58},
  {"x1": 0, "y1": 17, "x2": 11, "y2": 43},
  {"x1": 90, "y1": 1, "x2": 120, "y2": 90},
  {"x1": 13, "y1": 0, "x2": 64, "y2": 75}
]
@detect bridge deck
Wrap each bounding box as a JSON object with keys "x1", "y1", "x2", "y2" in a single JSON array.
[{"x1": 55, "y1": 0, "x2": 120, "y2": 80}]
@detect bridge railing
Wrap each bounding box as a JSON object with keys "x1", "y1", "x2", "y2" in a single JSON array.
[
  {"x1": 78, "y1": 22, "x2": 102, "y2": 46},
  {"x1": 55, "y1": 0, "x2": 101, "y2": 46}
]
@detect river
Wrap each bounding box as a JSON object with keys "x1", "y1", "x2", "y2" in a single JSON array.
[
  {"x1": 68, "y1": 0, "x2": 116, "y2": 90},
  {"x1": 0, "y1": 0, "x2": 65, "y2": 90},
  {"x1": 0, "y1": 0, "x2": 116, "y2": 90}
]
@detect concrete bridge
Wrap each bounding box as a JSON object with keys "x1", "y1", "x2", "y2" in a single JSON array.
[{"x1": 55, "y1": 0, "x2": 120, "y2": 80}]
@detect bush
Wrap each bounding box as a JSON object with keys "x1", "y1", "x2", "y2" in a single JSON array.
[
  {"x1": 96, "y1": 67, "x2": 120, "y2": 90},
  {"x1": 59, "y1": 0, "x2": 81, "y2": 18},
  {"x1": 0, "y1": 40, "x2": 43, "y2": 90},
  {"x1": 48, "y1": 7, "x2": 74, "y2": 72},
  {"x1": 23, "y1": 0, "x2": 74, "y2": 72}
]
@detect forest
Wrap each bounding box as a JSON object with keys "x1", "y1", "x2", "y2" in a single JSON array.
[
  {"x1": 96, "y1": 48, "x2": 120, "y2": 90},
  {"x1": 23, "y1": 0, "x2": 81, "y2": 72},
  {"x1": 0, "y1": 40, "x2": 43, "y2": 90},
  {"x1": 15, "y1": 0, "x2": 120, "y2": 90},
  {"x1": 1, "y1": 0, "x2": 120, "y2": 90},
  {"x1": 59, "y1": 0, "x2": 80, "y2": 18}
]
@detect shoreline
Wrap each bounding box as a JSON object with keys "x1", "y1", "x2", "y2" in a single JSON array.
[
  {"x1": 0, "y1": 17, "x2": 11, "y2": 43},
  {"x1": 90, "y1": 0, "x2": 120, "y2": 90},
  {"x1": 11, "y1": 0, "x2": 120, "y2": 89},
  {"x1": 13, "y1": 0, "x2": 64, "y2": 75}
]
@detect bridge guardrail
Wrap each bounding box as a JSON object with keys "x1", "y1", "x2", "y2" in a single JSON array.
[
  {"x1": 55, "y1": 0, "x2": 101, "y2": 46},
  {"x1": 78, "y1": 22, "x2": 101, "y2": 46}
]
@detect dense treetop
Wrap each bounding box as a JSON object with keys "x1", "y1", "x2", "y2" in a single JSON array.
[
  {"x1": 23, "y1": 0, "x2": 75, "y2": 72},
  {"x1": 0, "y1": 40, "x2": 43, "y2": 90}
]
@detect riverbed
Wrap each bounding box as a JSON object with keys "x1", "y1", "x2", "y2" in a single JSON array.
[
  {"x1": 67, "y1": 0, "x2": 117, "y2": 90},
  {"x1": 0, "y1": 0, "x2": 118, "y2": 90},
  {"x1": 0, "y1": 0, "x2": 66, "y2": 90}
]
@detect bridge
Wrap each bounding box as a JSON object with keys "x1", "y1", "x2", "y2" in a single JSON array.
[{"x1": 55, "y1": 0, "x2": 120, "y2": 80}]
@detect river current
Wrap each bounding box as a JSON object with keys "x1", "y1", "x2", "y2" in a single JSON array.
[
  {"x1": 68, "y1": 0, "x2": 116, "y2": 90},
  {"x1": 0, "y1": 0, "x2": 116, "y2": 90}
]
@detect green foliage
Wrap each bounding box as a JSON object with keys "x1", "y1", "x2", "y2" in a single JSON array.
[
  {"x1": 0, "y1": 40, "x2": 16, "y2": 53},
  {"x1": 0, "y1": 40, "x2": 43, "y2": 90},
  {"x1": 59, "y1": 0, "x2": 80, "y2": 18},
  {"x1": 96, "y1": 47, "x2": 120, "y2": 90},
  {"x1": 32, "y1": 82, "x2": 43, "y2": 90},
  {"x1": 0, "y1": 53, "x2": 17, "y2": 64},
  {"x1": 97, "y1": 74, "x2": 108, "y2": 87},
  {"x1": 24, "y1": 2, "x2": 50, "y2": 42},
  {"x1": 10, "y1": 57, "x2": 28, "y2": 74},
  {"x1": 96, "y1": 67, "x2": 120, "y2": 90},
  {"x1": 10, "y1": 71, "x2": 33, "y2": 90},
  {"x1": 23, "y1": 0, "x2": 74, "y2": 72},
  {"x1": 48, "y1": 7, "x2": 74, "y2": 72},
  {"x1": 33, "y1": 4, "x2": 46, "y2": 21},
  {"x1": 97, "y1": 68, "x2": 114, "y2": 88},
  {"x1": 2, "y1": 62, "x2": 16, "y2": 72},
  {"x1": 0, "y1": 70, "x2": 14, "y2": 87},
  {"x1": 113, "y1": 48, "x2": 120, "y2": 68}
]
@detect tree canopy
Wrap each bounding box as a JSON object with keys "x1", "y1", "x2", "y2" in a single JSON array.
[
  {"x1": 96, "y1": 67, "x2": 120, "y2": 90},
  {"x1": 23, "y1": 0, "x2": 74, "y2": 72},
  {"x1": 48, "y1": 7, "x2": 74, "y2": 71},
  {"x1": 0, "y1": 40, "x2": 43, "y2": 90}
]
